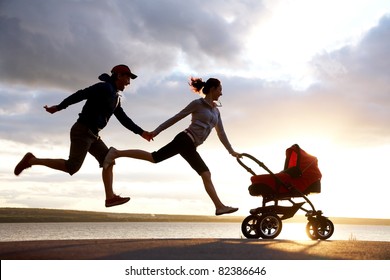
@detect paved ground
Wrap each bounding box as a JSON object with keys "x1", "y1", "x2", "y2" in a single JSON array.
[{"x1": 0, "y1": 239, "x2": 389, "y2": 260}]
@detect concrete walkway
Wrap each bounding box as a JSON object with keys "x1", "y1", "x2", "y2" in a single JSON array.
[{"x1": 0, "y1": 239, "x2": 389, "y2": 260}]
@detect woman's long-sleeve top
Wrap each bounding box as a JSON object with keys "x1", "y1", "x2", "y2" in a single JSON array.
[{"x1": 154, "y1": 98, "x2": 234, "y2": 154}]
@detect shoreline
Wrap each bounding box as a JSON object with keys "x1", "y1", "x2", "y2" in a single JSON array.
[
  {"x1": 1, "y1": 207, "x2": 389, "y2": 225},
  {"x1": 1, "y1": 238, "x2": 389, "y2": 260}
]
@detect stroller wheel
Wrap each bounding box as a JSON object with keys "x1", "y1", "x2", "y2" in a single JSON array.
[
  {"x1": 241, "y1": 215, "x2": 261, "y2": 239},
  {"x1": 258, "y1": 213, "x2": 282, "y2": 239},
  {"x1": 306, "y1": 221, "x2": 318, "y2": 240},
  {"x1": 306, "y1": 218, "x2": 334, "y2": 240}
]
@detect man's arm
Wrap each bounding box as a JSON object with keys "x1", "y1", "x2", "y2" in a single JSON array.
[
  {"x1": 56, "y1": 84, "x2": 100, "y2": 111},
  {"x1": 44, "y1": 105, "x2": 60, "y2": 114},
  {"x1": 114, "y1": 106, "x2": 145, "y2": 135},
  {"x1": 43, "y1": 83, "x2": 101, "y2": 114},
  {"x1": 114, "y1": 106, "x2": 152, "y2": 141}
]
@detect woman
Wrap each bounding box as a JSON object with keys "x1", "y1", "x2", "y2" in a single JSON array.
[{"x1": 104, "y1": 77, "x2": 241, "y2": 215}]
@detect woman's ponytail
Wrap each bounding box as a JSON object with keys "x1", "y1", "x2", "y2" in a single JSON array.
[
  {"x1": 189, "y1": 77, "x2": 206, "y2": 93},
  {"x1": 189, "y1": 77, "x2": 220, "y2": 95}
]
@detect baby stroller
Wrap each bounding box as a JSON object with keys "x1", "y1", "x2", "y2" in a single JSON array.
[{"x1": 237, "y1": 144, "x2": 334, "y2": 240}]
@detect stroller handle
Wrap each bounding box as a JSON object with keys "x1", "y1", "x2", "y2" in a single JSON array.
[{"x1": 237, "y1": 153, "x2": 275, "y2": 176}]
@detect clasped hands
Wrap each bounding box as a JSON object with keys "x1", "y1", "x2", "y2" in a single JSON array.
[{"x1": 141, "y1": 131, "x2": 157, "y2": 142}]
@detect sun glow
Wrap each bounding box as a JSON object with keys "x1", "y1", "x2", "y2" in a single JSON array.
[{"x1": 243, "y1": 0, "x2": 388, "y2": 89}]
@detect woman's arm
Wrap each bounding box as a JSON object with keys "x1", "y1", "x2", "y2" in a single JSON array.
[
  {"x1": 152, "y1": 99, "x2": 197, "y2": 137},
  {"x1": 215, "y1": 111, "x2": 241, "y2": 157}
]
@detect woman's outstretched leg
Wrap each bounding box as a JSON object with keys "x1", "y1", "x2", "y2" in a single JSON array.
[
  {"x1": 103, "y1": 147, "x2": 155, "y2": 169},
  {"x1": 200, "y1": 171, "x2": 238, "y2": 216}
]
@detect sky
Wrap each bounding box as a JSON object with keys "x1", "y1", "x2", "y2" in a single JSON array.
[{"x1": 1, "y1": 0, "x2": 390, "y2": 219}]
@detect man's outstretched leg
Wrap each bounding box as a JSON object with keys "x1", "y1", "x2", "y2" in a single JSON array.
[
  {"x1": 14, "y1": 151, "x2": 129, "y2": 208},
  {"x1": 14, "y1": 153, "x2": 68, "y2": 175}
]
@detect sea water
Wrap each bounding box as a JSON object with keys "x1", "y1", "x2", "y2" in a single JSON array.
[{"x1": 0, "y1": 222, "x2": 389, "y2": 242}]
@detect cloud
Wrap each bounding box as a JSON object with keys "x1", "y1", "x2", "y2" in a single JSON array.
[
  {"x1": 0, "y1": 1, "x2": 127, "y2": 89},
  {"x1": 2, "y1": 11, "x2": 390, "y2": 149},
  {"x1": 0, "y1": 0, "x2": 265, "y2": 91},
  {"x1": 123, "y1": 0, "x2": 264, "y2": 66},
  {"x1": 309, "y1": 14, "x2": 390, "y2": 146}
]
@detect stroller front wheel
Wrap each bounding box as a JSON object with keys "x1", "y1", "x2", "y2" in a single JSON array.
[
  {"x1": 241, "y1": 215, "x2": 261, "y2": 239},
  {"x1": 306, "y1": 218, "x2": 334, "y2": 240},
  {"x1": 258, "y1": 213, "x2": 282, "y2": 239}
]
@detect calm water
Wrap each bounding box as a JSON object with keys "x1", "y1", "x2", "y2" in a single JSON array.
[{"x1": 0, "y1": 222, "x2": 389, "y2": 242}]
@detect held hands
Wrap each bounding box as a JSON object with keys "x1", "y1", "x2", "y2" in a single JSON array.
[
  {"x1": 141, "y1": 131, "x2": 159, "y2": 142},
  {"x1": 141, "y1": 131, "x2": 154, "y2": 142},
  {"x1": 44, "y1": 105, "x2": 59, "y2": 114}
]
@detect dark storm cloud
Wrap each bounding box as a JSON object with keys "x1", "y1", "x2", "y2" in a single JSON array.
[
  {"x1": 0, "y1": 0, "x2": 264, "y2": 90},
  {"x1": 0, "y1": 0, "x2": 124, "y2": 89},
  {"x1": 123, "y1": 0, "x2": 262, "y2": 65}
]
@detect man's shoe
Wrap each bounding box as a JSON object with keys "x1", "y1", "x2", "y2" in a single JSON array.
[
  {"x1": 14, "y1": 152, "x2": 35, "y2": 176},
  {"x1": 103, "y1": 147, "x2": 116, "y2": 169},
  {"x1": 216, "y1": 206, "x2": 239, "y2": 216},
  {"x1": 105, "y1": 195, "x2": 130, "y2": 207}
]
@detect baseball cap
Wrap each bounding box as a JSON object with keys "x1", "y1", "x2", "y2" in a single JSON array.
[{"x1": 111, "y1": 64, "x2": 137, "y2": 79}]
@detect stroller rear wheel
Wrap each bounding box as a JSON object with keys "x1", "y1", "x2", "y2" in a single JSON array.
[
  {"x1": 258, "y1": 213, "x2": 282, "y2": 239},
  {"x1": 241, "y1": 215, "x2": 261, "y2": 239},
  {"x1": 306, "y1": 217, "x2": 334, "y2": 240}
]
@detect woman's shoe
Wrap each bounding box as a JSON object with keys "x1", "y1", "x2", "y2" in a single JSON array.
[
  {"x1": 105, "y1": 195, "x2": 130, "y2": 207},
  {"x1": 216, "y1": 206, "x2": 238, "y2": 216}
]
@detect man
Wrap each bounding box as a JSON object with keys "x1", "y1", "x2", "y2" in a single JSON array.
[{"x1": 14, "y1": 64, "x2": 151, "y2": 207}]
